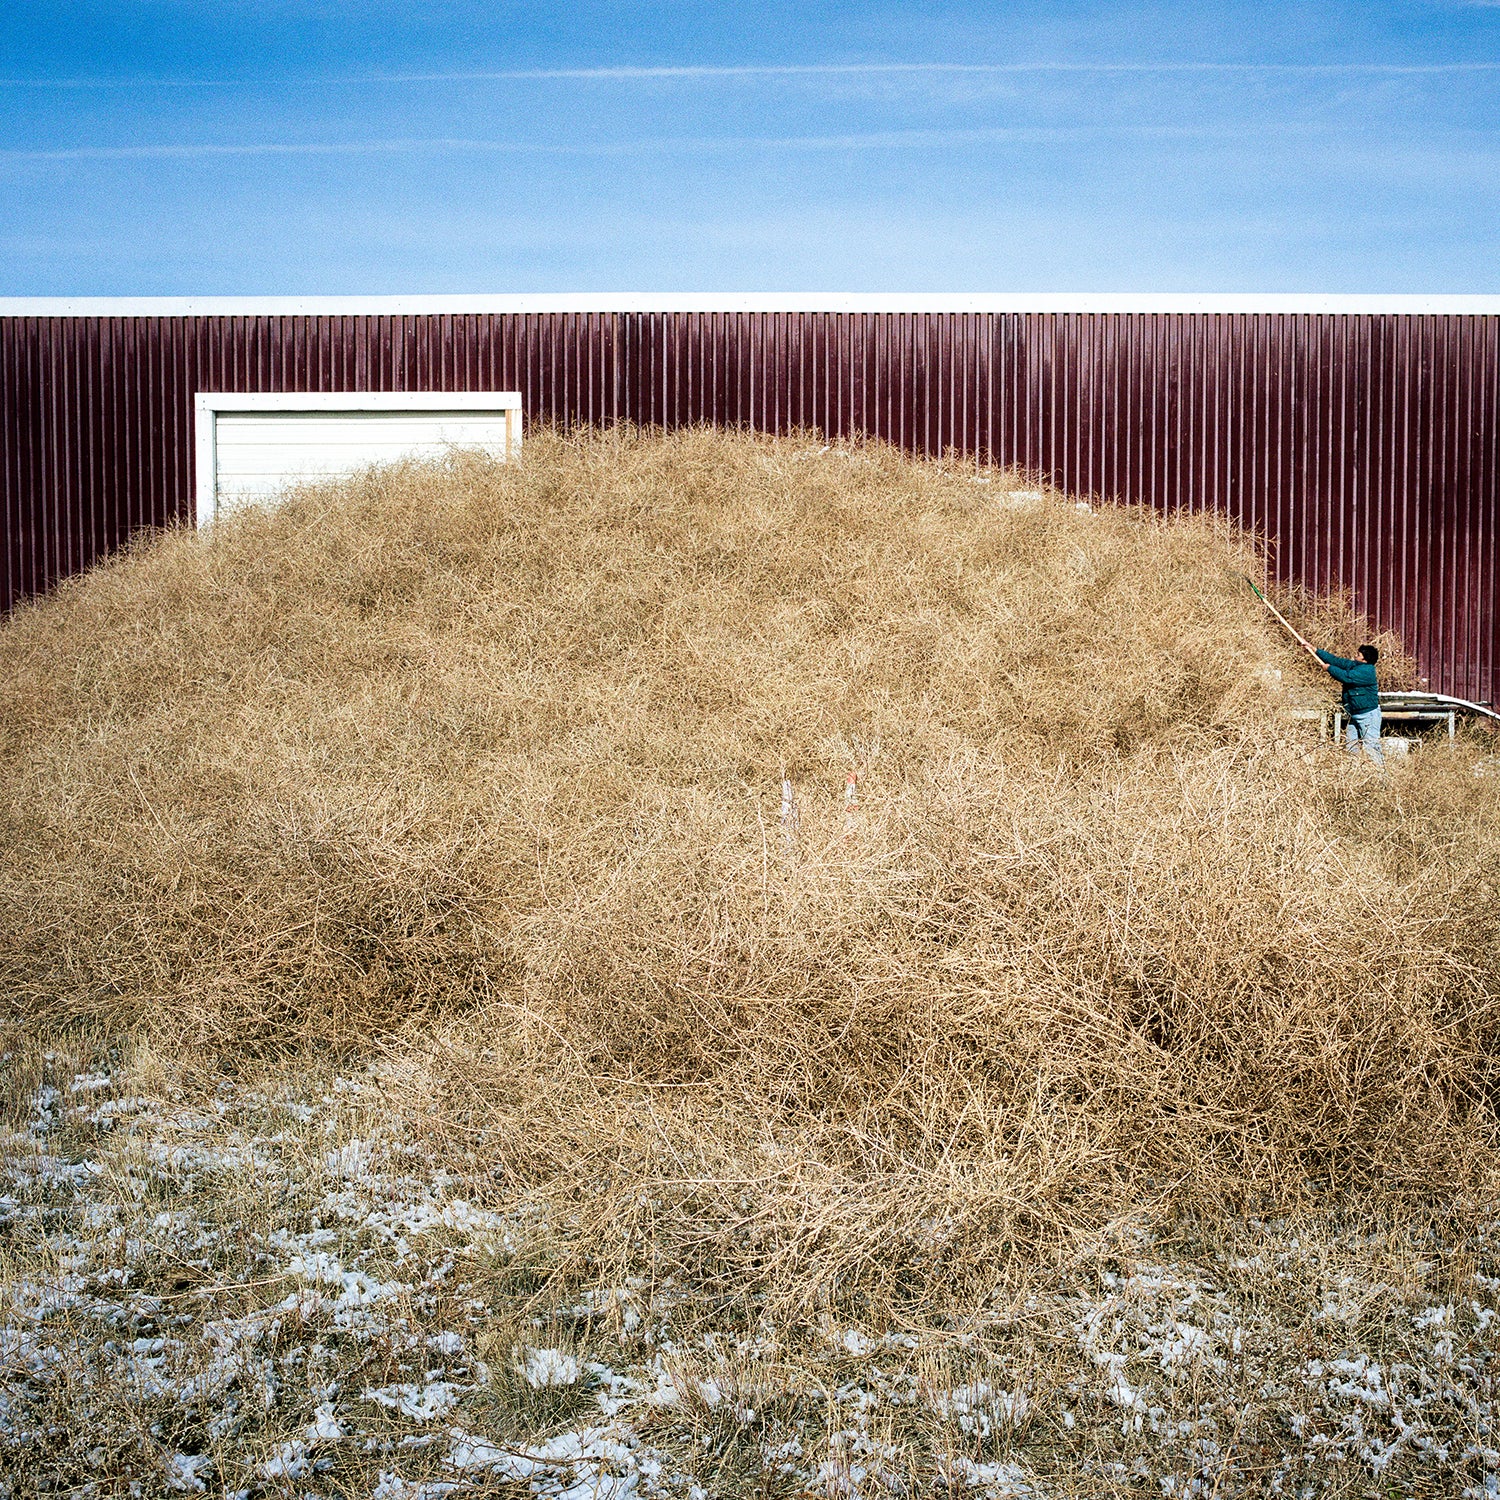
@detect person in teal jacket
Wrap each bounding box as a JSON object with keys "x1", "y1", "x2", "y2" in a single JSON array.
[{"x1": 1316, "y1": 644, "x2": 1383, "y2": 766}]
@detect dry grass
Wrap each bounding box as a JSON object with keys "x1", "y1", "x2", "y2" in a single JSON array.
[
  {"x1": 2, "y1": 423, "x2": 1499, "y2": 1325},
  {"x1": 6, "y1": 1025, "x2": 1500, "y2": 1498}
]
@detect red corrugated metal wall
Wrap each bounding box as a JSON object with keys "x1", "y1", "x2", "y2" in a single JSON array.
[{"x1": 2, "y1": 310, "x2": 1496, "y2": 702}]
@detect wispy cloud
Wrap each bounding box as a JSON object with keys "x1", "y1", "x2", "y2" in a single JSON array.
[
  {"x1": 0, "y1": 120, "x2": 1379, "y2": 163},
  {"x1": 4, "y1": 59, "x2": 1500, "y2": 88}
]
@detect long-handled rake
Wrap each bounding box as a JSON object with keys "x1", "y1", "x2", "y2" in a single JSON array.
[
  {"x1": 1243, "y1": 576, "x2": 1320, "y2": 661},
  {"x1": 1244, "y1": 574, "x2": 1500, "y2": 724}
]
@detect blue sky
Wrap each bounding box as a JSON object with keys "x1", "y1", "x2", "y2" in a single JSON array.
[{"x1": 2, "y1": 1, "x2": 1499, "y2": 294}]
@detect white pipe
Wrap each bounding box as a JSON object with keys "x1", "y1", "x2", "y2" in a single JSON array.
[{"x1": 1382, "y1": 691, "x2": 1500, "y2": 725}]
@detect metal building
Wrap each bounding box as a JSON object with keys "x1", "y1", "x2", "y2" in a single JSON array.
[{"x1": 2, "y1": 295, "x2": 1496, "y2": 703}]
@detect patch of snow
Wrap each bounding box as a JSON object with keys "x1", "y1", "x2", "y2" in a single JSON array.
[
  {"x1": 256, "y1": 1403, "x2": 342, "y2": 1480},
  {"x1": 522, "y1": 1346, "x2": 582, "y2": 1388},
  {"x1": 284, "y1": 1249, "x2": 407, "y2": 1309},
  {"x1": 929, "y1": 1382, "x2": 1030, "y2": 1437},
  {"x1": 371, "y1": 1476, "x2": 460, "y2": 1500},
  {"x1": 1158, "y1": 1322, "x2": 1212, "y2": 1374},
  {"x1": 364, "y1": 1381, "x2": 464, "y2": 1422},
  {"x1": 941, "y1": 1456, "x2": 1035, "y2": 1497},
  {"x1": 325, "y1": 1138, "x2": 378, "y2": 1179},
  {"x1": 164, "y1": 1452, "x2": 213, "y2": 1493}
]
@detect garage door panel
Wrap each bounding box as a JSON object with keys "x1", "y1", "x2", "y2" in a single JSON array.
[
  {"x1": 215, "y1": 441, "x2": 504, "y2": 479},
  {"x1": 197, "y1": 393, "x2": 521, "y2": 522},
  {"x1": 214, "y1": 414, "x2": 514, "y2": 445}
]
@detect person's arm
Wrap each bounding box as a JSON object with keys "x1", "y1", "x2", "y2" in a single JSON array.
[{"x1": 1315, "y1": 649, "x2": 1363, "y2": 683}]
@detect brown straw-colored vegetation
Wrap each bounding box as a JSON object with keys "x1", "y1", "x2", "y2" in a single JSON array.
[
  {"x1": 10, "y1": 427, "x2": 1500, "y2": 1497},
  {"x1": 3, "y1": 425, "x2": 1498, "y2": 1313}
]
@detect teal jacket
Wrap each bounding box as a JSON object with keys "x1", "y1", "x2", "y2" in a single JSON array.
[{"x1": 1316, "y1": 649, "x2": 1379, "y2": 716}]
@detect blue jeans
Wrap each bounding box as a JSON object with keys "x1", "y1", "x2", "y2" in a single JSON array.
[{"x1": 1346, "y1": 707, "x2": 1384, "y2": 766}]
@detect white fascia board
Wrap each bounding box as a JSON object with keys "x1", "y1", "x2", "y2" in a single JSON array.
[
  {"x1": 196, "y1": 390, "x2": 521, "y2": 412},
  {"x1": 6, "y1": 293, "x2": 1500, "y2": 317}
]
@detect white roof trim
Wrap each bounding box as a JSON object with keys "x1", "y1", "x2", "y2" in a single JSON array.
[
  {"x1": 196, "y1": 390, "x2": 521, "y2": 411},
  {"x1": 3, "y1": 294, "x2": 1500, "y2": 317}
]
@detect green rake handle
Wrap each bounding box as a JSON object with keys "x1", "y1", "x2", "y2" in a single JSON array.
[{"x1": 1244, "y1": 576, "x2": 1319, "y2": 659}]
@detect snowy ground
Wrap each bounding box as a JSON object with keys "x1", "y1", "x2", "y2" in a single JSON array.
[{"x1": 4, "y1": 1040, "x2": 1499, "y2": 1498}]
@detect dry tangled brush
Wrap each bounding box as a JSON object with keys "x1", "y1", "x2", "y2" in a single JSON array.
[{"x1": 2, "y1": 426, "x2": 1498, "y2": 1306}]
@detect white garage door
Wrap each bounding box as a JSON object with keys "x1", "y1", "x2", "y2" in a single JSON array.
[{"x1": 194, "y1": 391, "x2": 522, "y2": 523}]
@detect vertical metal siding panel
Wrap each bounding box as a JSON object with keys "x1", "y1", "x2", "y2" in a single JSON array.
[
  {"x1": 1054, "y1": 314, "x2": 1070, "y2": 492},
  {"x1": 782, "y1": 311, "x2": 794, "y2": 435},
  {"x1": 737, "y1": 311, "x2": 750, "y2": 432},
  {"x1": 156, "y1": 318, "x2": 172, "y2": 533},
  {"x1": 1, "y1": 320, "x2": 16, "y2": 610},
  {"x1": 930, "y1": 310, "x2": 942, "y2": 456},
  {"x1": 18, "y1": 318, "x2": 35, "y2": 601},
  {"x1": 1330, "y1": 314, "x2": 1346, "y2": 599},
  {"x1": 1169, "y1": 314, "x2": 1182, "y2": 514},
  {"x1": 927, "y1": 312, "x2": 940, "y2": 458},
  {"x1": 1070, "y1": 315, "x2": 1083, "y2": 495},
  {"x1": 1432, "y1": 318, "x2": 1450, "y2": 687},
  {"x1": 1486, "y1": 317, "x2": 1499, "y2": 701},
  {"x1": 1, "y1": 308, "x2": 1496, "y2": 700},
  {"x1": 1480, "y1": 316, "x2": 1497, "y2": 702},
  {"x1": 1266, "y1": 314, "x2": 1280, "y2": 575},
  {"x1": 1473, "y1": 317, "x2": 1487, "y2": 699},
  {"x1": 747, "y1": 312, "x2": 760, "y2": 433},
  {"x1": 1430, "y1": 315, "x2": 1447, "y2": 686},
  {"x1": 1408, "y1": 311, "x2": 1424, "y2": 671},
  {"x1": 1149, "y1": 314, "x2": 1163, "y2": 516},
  {"x1": 913, "y1": 312, "x2": 924, "y2": 457},
  {"x1": 3, "y1": 318, "x2": 14, "y2": 609},
  {"x1": 1298, "y1": 316, "x2": 1311, "y2": 591},
  {"x1": 1368, "y1": 318, "x2": 1386, "y2": 652},
  {"x1": 46, "y1": 319, "x2": 66, "y2": 589},
  {"x1": 1395, "y1": 316, "x2": 1412, "y2": 653},
  {"x1": 1333, "y1": 315, "x2": 1348, "y2": 600},
  {"x1": 1205, "y1": 314, "x2": 1217, "y2": 515},
  {"x1": 1255, "y1": 316, "x2": 1270, "y2": 571},
  {"x1": 1449, "y1": 317, "x2": 1467, "y2": 695},
  {"x1": 1219, "y1": 316, "x2": 1235, "y2": 527},
  {"x1": 855, "y1": 311, "x2": 868, "y2": 443},
  {"x1": 1102, "y1": 312, "x2": 1112, "y2": 501},
  {"x1": 940, "y1": 311, "x2": 953, "y2": 459},
  {"x1": 781, "y1": 311, "x2": 792, "y2": 435},
  {"x1": 978, "y1": 313, "x2": 993, "y2": 470},
  {"x1": 145, "y1": 318, "x2": 162, "y2": 534},
  {"x1": 1199, "y1": 315, "x2": 1212, "y2": 516},
  {"x1": 880, "y1": 312, "x2": 893, "y2": 447},
  {"x1": 80, "y1": 318, "x2": 98, "y2": 571},
  {"x1": 1450, "y1": 317, "x2": 1469, "y2": 696},
  {"x1": 39, "y1": 317, "x2": 53, "y2": 592},
  {"x1": 1271, "y1": 315, "x2": 1286, "y2": 583},
  {"x1": 1446, "y1": 319, "x2": 1458, "y2": 693},
  {"x1": 775, "y1": 310, "x2": 786, "y2": 434},
  {"x1": 1408, "y1": 316, "x2": 1425, "y2": 672},
  {"x1": 26, "y1": 319, "x2": 43, "y2": 600},
  {"x1": 768, "y1": 312, "x2": 781, "y2": 436},
  {"x1": 0, "y1": 319, "x2": 11, "y2": 611},
  {"x1": 1299, "y1": 317, "x2": 1314, "y2": 591},
  {"x1": 1032, "y1": 313, "x2": 1046, "y2": 480},
  {"x1": 738, "y1": 312, "x2": 751, "y2": 432},
  {"x1": 1181, "y1": 314, "x2": 1195, "y2": 513},
  {"x1": 1453, "y1": 317, "x2": 1469, "y2": 696},
  {"x1": 68, "y1": 317, "x2": 84, "y2": 570},
  {"x1": 972, "y1": 310, "x2": 984, "y2": 462},
  {"x1": 1306, "y1": 317, "x2": 1319, "y2": 592},
  {"x1": 15, "y1": 319, "x2": 30, "y2": 603}
]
